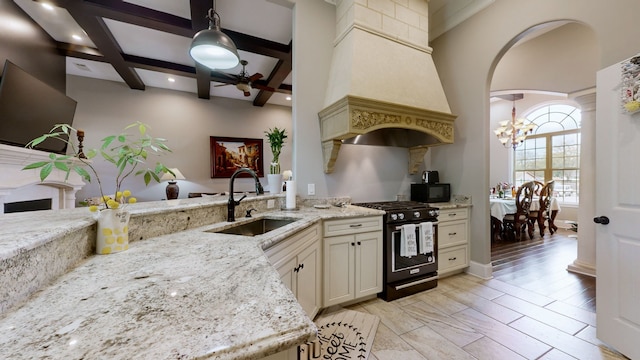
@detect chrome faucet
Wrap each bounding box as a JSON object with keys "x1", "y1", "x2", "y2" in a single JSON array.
[{"x1": 228, "y1": 168, "x2": 264, "y2": 222}]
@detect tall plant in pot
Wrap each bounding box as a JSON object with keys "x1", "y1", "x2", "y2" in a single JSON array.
[
  {"x1": 23, "y1": 122, "x2": 173, "y2": 255},
  {"x1": 265, "y1": 127, "x2": 287, "y2": 194}
]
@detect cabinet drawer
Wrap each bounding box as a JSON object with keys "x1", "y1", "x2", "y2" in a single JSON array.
[
  {"x1": 438, "y1": 221, "x2": 467, "y2": 247},
  {"x1": 439, "y1": 208, "x2": 468, "y2": 222},
  {"x1": 323, "y1": 216, "x2": 382, "y2": 237},
  {"x1": 438, "y1": 246, "x2": 468, "y2": 273}
]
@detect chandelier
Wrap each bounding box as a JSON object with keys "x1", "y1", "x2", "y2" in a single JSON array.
[{"x1": 494, "y1": 94, "x2": 535, "y2": 150}]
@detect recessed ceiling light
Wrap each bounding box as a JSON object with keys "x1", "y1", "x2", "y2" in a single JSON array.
[
  {"x1": 286, "y1": 96, "x2": 292, "y2": 101},
  {"x1": 168, "y1": 77, "x2": 175, "y2": 83},
  {"x1": 72, "y1": 34, "x2": 82, "y2": 41},
  {"x1": 41, "y1": 3, "x2": 54, "y2": 11}
]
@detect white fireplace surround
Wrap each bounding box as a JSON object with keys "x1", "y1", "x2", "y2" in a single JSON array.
[{"x1": 0, "y1": 144, "x2": 85, "y2": 214}]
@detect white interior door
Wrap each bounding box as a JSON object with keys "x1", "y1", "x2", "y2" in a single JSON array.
[{"x1": 595, "y1": 57, "x2": 640, "y2": 359}]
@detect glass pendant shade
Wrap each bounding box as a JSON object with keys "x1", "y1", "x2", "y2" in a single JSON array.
[{"x1": 190, "y1": 27, "x2": 240, "y2": 70}]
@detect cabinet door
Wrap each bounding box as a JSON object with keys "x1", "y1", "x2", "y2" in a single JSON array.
[
  {"x1": 355, "y1": 231, "x2": 383, "y2": 298},
  {"x1": 274, "y1": 256, "x2": 297, "y2": 294},
  {"x1": 323, "y1": 234, "x2": 355, "y2": 306},
  {"x1": 296, "y1": 240, "x2": 321, "y2": 318}
]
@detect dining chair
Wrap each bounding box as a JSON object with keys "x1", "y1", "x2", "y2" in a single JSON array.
[
  {"x1": 540, "y1": 180, "x2": 558, "y2": 235},
  {"x1": 526, "y1": 181, "x2": 545, "y2": 238},
  {"x1": 530, "y1": 180, "x2": 556, "y2": 236},
  {"x1": 502, "y1": 181, "x2": 535, "y2": 241}
]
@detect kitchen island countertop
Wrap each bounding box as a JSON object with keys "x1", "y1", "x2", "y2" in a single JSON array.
[{"x1": 0, "y1": 198, "x2": 383, "y2": 359}]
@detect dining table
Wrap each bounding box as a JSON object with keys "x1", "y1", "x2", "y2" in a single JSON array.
[{"x1": 490, "y1": 196, "x2": 561, "y2": 242}]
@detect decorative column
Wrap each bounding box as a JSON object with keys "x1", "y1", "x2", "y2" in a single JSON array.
[{"x1": 568, "y1": 91, "x2": 596, "y2": 276}]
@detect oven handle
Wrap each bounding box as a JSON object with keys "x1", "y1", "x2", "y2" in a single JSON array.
[
  {"x1": 394, "y1": 221, "x2": 438, "y2": 230},
  {"x1": 395, "y1": 275, "x2": 439, "y2": 290}
]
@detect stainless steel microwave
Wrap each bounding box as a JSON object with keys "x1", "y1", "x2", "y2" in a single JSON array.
[{"x1": 410, "y1": 183, "x2": 451, "y2": 203}]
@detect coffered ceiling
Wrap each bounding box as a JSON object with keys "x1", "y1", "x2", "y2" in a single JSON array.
[{"x1": 11, "y1": 0, "x2": 494, "y2": 107}]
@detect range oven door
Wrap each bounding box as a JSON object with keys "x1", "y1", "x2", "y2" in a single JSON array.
[{"x1": 386, "y1": 222, "x2": 438, "y2": 283}]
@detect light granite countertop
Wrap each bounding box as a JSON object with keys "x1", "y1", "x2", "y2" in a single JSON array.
[{"x1": 0, "y1": 197, "x2": 383, "y2": 360}]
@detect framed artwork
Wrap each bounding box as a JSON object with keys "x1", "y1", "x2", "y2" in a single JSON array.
[{"x1": 210, "y1": 136, "x2": 264, "y2": 178}]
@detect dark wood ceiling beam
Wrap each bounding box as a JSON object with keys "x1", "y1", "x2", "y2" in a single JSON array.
[
  {"x1": 80, "y1": 0, "x2": 291, "y2": 60},
  {"x1": 253, "y1": 42, "x2": 292, "y2": 106},
  {"x1": 34, "y1": 0, "x2": 294, "y2": 106},
  {"x1": 56, "y1": 41, "x2": 103, "y2": 58},
  {"x1": 122, "y1": 54, "x2": 195, "y2": 78},
  {"x1": 64, "y1": 2, "x2": 145, "y2": 90}
]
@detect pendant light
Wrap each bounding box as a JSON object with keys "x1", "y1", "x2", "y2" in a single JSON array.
[
  {"x1": 189, "y1": 0, "x2": 240, "y2": 70},
  {"x1": 494, "y1": 94, "x2": 536, "y2": 150}
]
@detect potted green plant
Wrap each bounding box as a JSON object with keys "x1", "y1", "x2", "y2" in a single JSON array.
[
  {"x1": 264, "y1": 127, "x2": 288, "y2": 194},
  {"x1": 23, "y1": 122, "x2": 173, "y2": 255}
]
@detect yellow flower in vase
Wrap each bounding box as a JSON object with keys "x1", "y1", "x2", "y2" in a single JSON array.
[{"x1": 624, "y1": 100, "x2": 640, "y2": 112}]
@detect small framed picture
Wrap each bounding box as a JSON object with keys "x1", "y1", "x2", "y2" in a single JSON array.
[{"x1": 210, "y1": 136, "x2": 264, "y2": 178}]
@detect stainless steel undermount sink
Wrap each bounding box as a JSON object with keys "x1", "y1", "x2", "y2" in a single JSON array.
[{"x1": 206, "y1": 217, "x2": 298, "y2": 236}]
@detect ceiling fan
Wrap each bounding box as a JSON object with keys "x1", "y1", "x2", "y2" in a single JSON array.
[{"x1": 214, "y1": 60, "x2": 263, "y2": 96}]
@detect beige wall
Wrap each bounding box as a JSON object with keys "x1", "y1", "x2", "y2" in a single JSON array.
[
  {"x1": 429, "y1": 0, "x2": 640, "y2": 272},
  {"x1": 67, "y1": 75, "x2": 292, "y2": 203}
]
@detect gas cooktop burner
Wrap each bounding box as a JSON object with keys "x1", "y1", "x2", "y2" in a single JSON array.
[
  {"x1": 353, "y1": 201, "x2": 439, "y2": 222},
  {"x1": 353, "y1": 200, "x2": 436, "y2": 211}
]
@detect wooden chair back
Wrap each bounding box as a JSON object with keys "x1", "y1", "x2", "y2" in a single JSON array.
[
  {"x1": 539, "y1": 180, "x2": 555, "y2": 213},
  {"x1": 515, "y1": 181, "x2": 536, "y2": 215}
]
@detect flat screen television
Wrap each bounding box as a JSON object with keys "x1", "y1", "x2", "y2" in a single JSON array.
[{"x1": 0, "y1": 60, "x2": 76, "y2": 154}]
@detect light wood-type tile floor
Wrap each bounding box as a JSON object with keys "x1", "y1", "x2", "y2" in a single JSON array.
[{"x1": 340, "y1": 229, "x2": 629, "y2": 360}]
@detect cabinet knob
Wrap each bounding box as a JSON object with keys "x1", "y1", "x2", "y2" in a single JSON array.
[
  {"x1": 357, "y1": 241, "x2": 361, "y2": 245},
  {"x1": 449, "y1": 257, "x2": 457, "y2": 261},
  {"x1": 351, "y1": 242, "x2": 355, "y2": 246},
  {"x1": 448, "y1": 232, "x2": 456, "y2": 236},
  {"x1": 349, "y1": 224, "x2": 363, "y2": 228}
]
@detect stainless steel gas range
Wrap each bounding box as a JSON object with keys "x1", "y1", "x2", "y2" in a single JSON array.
[{"x1": 353, "y1": 201, "x2": 439, "y2": 301}]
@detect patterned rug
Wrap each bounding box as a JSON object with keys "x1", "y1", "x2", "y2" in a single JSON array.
[{"x1": 299, "y1": 309, "x2": 380, "y2": 360}]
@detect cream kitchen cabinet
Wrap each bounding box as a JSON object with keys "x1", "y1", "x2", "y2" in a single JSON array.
[
  {"x1": 437, "y1": 207, "x2": 470, "y2": 276},
  {"x1": 323, "y1": 216, "x2": 383, "y2": 307},
  {"x1": 265, "y1": 223, "x2": 322, "y2": 319}
]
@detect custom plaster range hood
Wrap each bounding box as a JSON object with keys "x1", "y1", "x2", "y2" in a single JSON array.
[{"x1": 319, "y1": 0, "x2": 456, "y2": 174}]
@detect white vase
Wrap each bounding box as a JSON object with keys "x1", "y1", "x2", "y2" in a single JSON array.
[
  {"x1": 96, "y1": 209, "x2": 131, "y2": 255},
  {"x1": 268, "y1": 174, "x2": 283, "y2": 194}
]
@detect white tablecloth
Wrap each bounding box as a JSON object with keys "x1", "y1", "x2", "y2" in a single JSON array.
[{"x1": 490, "y1": 197, "x2": 560, "y2": 220}]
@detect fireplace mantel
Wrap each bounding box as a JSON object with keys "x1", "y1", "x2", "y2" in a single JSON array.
[{"x1": 0, "y1": 144, "x2": 86, "y2": 213}]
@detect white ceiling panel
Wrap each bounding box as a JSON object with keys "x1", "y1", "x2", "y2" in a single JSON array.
[
  {"x1": 123, "y1": 0, "x2": 192, "y2": 19},
  {"x1": 135, "y1": 68, "x2": 198, "y2": 94},
  {"x1": 66, "y1": 58, "x2": 124, "y2": 83},
  {"x1": 13, "y1": 0, "x2": 95, "y2": 47},
  {"x1": 103, "y1": 18, "x2": 195, "y2": 67},
  {"x1": 214, "y1": 0, "x2": 292, "y2": 44}
]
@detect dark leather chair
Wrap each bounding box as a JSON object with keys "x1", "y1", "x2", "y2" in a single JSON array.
[{"x1": 502, "y1": 181, "x2": 535, "y2": 241}]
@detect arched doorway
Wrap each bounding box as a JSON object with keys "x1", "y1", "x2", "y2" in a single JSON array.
[{"x1": 487, "y1": 21, "x2": 597, "y2": 284}]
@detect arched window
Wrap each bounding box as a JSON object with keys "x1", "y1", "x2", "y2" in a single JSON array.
[{"x1": 514, "y1": 103, "x2": 581, "y2": 204}]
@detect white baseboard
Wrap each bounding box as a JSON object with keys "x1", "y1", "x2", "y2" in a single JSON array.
[
  {"x1": 465, "y1": 261, "x2": 493, "y2": 280},
  {"x1": 567, "y1": 260, "x2": 596, "y2": 277}
]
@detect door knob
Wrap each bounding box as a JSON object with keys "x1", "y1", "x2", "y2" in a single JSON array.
[{"x1": 593, "y1": 216, "x2": 610, "y2": 225}]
